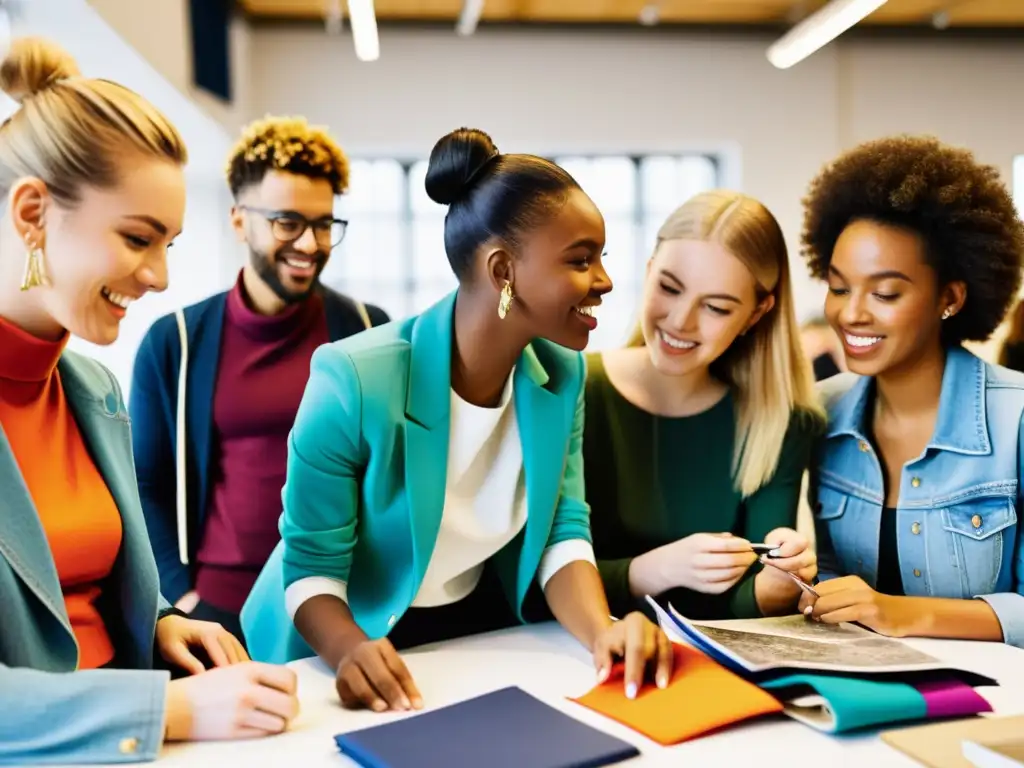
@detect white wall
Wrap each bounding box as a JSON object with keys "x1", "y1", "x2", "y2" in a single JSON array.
[
  {"x1": 87, "y1": 0, "x2": 253, "y2": 136},
  {"x1": 5, "y1": 0, "x2": 243, "y2": 395},
  {"x1": 246, "y1": 26, "x2": 1024, "y2": 356}
]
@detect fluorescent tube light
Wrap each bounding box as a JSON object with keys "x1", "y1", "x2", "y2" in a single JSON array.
[
  {"x1": 767, "y1": 0, "x2": 887, "y2": 69},
  {"x1": 347, "y1": 0, "x2": 379, "y2": 62},
  {"x1": 456, "y1": 0, "x2": 485, "y2": 36}
]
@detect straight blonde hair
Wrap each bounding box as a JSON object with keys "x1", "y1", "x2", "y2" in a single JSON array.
[
  {"x1": 629, "y1": 190, "x2": 823, "y2": 497},
  {"x1": 0, "y1": 37, "x2": 187, "y2": 204}
]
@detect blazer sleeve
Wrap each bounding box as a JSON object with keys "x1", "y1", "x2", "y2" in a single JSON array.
[
  {"x1": 544, "y1": 355, "x2": 593, "y2": 550},
  {"x1": 129, "y1": 321, "x2": 191, "y2": 603},
  {"x1": 975, "y1": 409, "x2": 1024, "y2": 648},
  {"x1": 279, "y1": 344, "x2": 366, "y2": 589},
  {"x1": 0, "y1": 664, "x2": 169, "y2": 764}
]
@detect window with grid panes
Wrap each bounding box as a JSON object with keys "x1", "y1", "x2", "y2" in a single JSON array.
[{"x1": 323, "y1": 154, "x2": 720, "y2": 347}]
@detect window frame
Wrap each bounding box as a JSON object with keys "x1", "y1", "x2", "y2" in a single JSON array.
[{"x1": 327, "y1": 152, "x2": 722, "y2": 340}]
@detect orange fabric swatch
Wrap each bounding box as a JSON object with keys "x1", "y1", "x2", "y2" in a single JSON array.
[{"x1": 570, "y1": 643, "x2": 783, "y2": 745}]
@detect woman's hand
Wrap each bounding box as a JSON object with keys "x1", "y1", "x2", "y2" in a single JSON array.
[
  {"x1": 591, "y1": 612, "x2": 674, "y2": 699},
  {"x1": 156, "y1": 615, "x2": 249, "y2": 675},
  {"x1": 754, "y1": 527, "x2": 817, "y2": 614},
  {"x1": 164, "y1": 663, "x2": 299, "y2": 741},
  {"x1": 800, "y1": 575, "x2": 919, "y2": 637},
  {"x1": 635, "y1": 533, "x2": 758, "y2": 595},
  {"x1": 335, "y1": 637, "x2": 423, "y2": 712}
]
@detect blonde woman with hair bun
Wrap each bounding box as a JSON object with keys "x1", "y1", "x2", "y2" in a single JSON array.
[
  {"x1": 0, "y1": 37, "x2": 298, "y2": 764},
  {"x1": 583, "y1": 190, "x2": 825, "y2": 622}
]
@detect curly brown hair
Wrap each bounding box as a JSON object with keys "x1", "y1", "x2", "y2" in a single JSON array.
[
  {"x1": 225, "y1": 115, "x2": 349, "y2": 198},
  {"x1": 801, "y1": 135, "x2": 1024, "y2": 345}
]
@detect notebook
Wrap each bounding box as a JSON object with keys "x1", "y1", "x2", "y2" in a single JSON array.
[
  {"x1": 881, "y1": 715, "x2": 1024, "y2": 768},
  {"x1": 333, "y1": 686, "x2": 641, "y2": 768},
  {"x1": 570, "y1": 642, "x2": 784, "y2": 745},
  {"x1": 759, "y1": 673, "x2": 992, "y2": 733}
]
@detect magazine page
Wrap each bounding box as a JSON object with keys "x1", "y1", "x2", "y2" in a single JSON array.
[{"x1": 663, "y1": 601, "x2": 948, "y2": 674}]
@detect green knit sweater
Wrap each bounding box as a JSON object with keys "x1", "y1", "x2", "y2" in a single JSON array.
[{"x1": 582, "y1": 353, "x2": 816, "y2": 621}]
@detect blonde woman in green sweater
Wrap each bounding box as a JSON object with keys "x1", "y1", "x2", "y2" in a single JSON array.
[{"x1": 584, "y1": 190, "x2": 824, "y2": 621}]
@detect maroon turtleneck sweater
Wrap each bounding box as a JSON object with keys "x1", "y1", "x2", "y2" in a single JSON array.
[{"x1": 195, "y1": 274, "x2": 329, "y2": 613}]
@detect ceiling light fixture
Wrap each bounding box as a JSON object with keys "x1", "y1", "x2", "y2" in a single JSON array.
[
  {"x1": 347, "y1": 0, "x2": 379, "y2": 61},
  {"x1": 767, "y1": 0, "x2": 888, "y2": 69},
  {"x1": 325, "y1": 0, "x2": 343, "y2": 34},
  {"x1": 456, "y1": 0, "x2": 485, "y2": 36},
  {"x1": 638, "y1": 3, "x2": 660, "y2": 26}
]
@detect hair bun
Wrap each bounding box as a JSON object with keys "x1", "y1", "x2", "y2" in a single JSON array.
[
  {"x1": 425, "y1": 127, "x2": 499, "y2": 205},
  {"x1": 0, "y1": 37, "x2": 80, "y2": 104}
]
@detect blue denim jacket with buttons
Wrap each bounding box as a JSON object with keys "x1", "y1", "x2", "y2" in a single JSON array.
[{"x1": 809, "y1": 345, "x2": 1024, "y2": 648}]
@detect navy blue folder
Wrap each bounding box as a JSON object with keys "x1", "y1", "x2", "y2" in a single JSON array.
[{"x1": 333, "y1": 685, "x2": 641, "y2": 768}]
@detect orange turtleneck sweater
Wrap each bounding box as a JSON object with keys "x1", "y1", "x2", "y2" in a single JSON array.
[{"x1": 0, "y1": 316, "x2": 123, "y2": 669}]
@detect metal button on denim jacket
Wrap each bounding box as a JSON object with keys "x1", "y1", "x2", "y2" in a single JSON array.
[{"x1": 809, "y1": 346, "x2": 1024, "y2": 648}]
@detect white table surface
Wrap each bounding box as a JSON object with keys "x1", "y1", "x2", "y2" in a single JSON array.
[{"x1": 92, "y1": 621, "x2": 1024, "y2": 768}]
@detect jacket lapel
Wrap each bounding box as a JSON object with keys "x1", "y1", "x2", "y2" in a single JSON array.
[
  {"x1": 0, "y1": 424, "x2": 69, "y2": 632},
  {"x1": 403, "y1": 292, "x2": 455, "y2": 585},
  {"x1": 512, "y1": 345, "x2": 570, "y2": 606}
]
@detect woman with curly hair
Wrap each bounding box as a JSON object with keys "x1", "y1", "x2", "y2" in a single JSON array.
[{"x1": 799, "y1": 136, "x2": 1024, "y2": 648}]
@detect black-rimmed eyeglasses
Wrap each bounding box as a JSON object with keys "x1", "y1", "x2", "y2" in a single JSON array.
[{"x1": 240, "y1": 206, "x2": 348, "y2": 248}]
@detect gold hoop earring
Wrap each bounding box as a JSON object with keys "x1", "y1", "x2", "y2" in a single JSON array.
[
  {"x1": 497, "y1": 281, "x2": 514, "y2": 320},
  {"x1": 20, "y1": 243, "x2": 48, "y2": 291}
]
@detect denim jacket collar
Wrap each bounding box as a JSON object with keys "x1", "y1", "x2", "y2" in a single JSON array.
[{"x1": 825, "y1": 345, "x2": 991, "y2": 456}]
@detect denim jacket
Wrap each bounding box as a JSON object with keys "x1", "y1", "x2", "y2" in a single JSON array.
[{"x1": 809, "y1": 346, "x2": 1024, "y2": 648}]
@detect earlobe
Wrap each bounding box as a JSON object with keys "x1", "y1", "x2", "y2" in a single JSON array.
[
  {"x1": 229, "y1": 206, "x2": 248, "y2": 244},
  {"x1": 743, "y1": 294, "x2": 776, "y2": 334},
  {"x1": 484, "y1": 246, "x2": 514, "y2": 293},
  {"x1": 8, "y1": 178, "x2": 48, "y2": 246},
  {"x1": 945, "y1": 281, "x2": 967, "y2": 316}
]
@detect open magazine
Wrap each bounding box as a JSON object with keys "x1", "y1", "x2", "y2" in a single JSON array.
[
  {"x1": 645, "y1": 596, "x2": 967, "y2": 676},
  {"x1": 643, "y1": 597, "x2": 997, "y2": 734}
]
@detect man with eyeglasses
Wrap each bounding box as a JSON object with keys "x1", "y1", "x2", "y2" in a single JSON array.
[{"x1": 129, "y1": 116, "x2": 388, "y2": 644}]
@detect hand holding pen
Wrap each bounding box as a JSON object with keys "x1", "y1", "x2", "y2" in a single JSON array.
[{"x1": 747, "y1": 528, "x2": 819, "y2": 613}]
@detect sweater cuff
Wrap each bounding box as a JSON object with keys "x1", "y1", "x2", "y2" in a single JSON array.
[{"x1": 728, "y1": 573, "x2": 763, "y2": 619}]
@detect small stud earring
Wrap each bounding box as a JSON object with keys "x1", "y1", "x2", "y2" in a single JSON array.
[
  {"x1": 942, "y1": 307, "x2": 954, "y2": 320},
  {"x1": 497, "y1": 281, "x2": 514, "y2": 320},
  {"x1": 20, "y1": 242, "x2": 48, "y2": 291}
]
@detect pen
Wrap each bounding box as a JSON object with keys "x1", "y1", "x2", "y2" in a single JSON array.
[{"x1": 760, "y1": 557, "x2": 819, "y2": 598}]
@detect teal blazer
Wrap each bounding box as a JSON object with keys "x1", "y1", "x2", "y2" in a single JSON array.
[
  {"x1": 0, "y1": 351, "x2": 173, "y2": 765},
  {"x1": 241, "y1": 291, "x2": 593, "y2": 664}
]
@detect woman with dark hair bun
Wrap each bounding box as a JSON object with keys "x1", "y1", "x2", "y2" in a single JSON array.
[
  {"x1": 243, "y1": 127, "x2": 673, "y2": 711},
  {"x1": 800, "y1": 135, "x2": 1024, "y2": 648}
]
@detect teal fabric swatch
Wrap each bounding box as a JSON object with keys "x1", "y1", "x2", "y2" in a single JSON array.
[{"x1": 760, "y1": 674, "x2": 927, "y2": 733}]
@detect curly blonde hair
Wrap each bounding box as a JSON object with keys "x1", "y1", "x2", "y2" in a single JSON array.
[{"x1": 225, "y1": 115, "x2": 349, "y2": 197}]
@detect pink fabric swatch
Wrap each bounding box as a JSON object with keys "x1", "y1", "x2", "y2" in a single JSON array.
[{"x1": 913, "y1": 679, "x2": 992, "y2": 719}]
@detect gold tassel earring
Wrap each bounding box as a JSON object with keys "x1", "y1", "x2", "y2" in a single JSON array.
[
  {"x1": 497, "y1": 281, "x2": 514, "y2": 319},
  {"x1": 20, "y1": 242, "x2": 48, "y2": 291}
]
